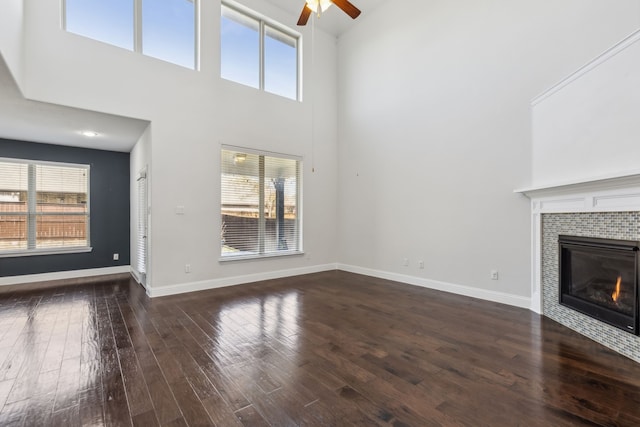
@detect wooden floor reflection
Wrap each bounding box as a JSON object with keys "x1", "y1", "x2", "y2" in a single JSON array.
[{"x1": 0, "y1": 270, "x2": 638, "y2": 426}]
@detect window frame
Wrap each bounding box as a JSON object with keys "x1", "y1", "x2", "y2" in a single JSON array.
[
  {"x1": 62, "y1": 0, "x2": 200, "y2": 70},
  {"x1": 221, "y1": 1, "x2": 301, "y2": 101},
  {"x1": 0, "y1": 158, "x2": 92, "y2": 258},
  {"x1": 220, "y1": 146, "x2": 303, "y2": 262}
]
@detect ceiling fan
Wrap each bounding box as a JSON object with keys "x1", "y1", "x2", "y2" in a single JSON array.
[{"x1": 297, "y1": 0, "x2": 361, "y2": 26}]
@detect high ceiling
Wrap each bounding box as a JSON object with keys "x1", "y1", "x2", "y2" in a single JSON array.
[
  {"x1": 265, "y1": 0, "x2": 387, "y2": 37},
  {"x1": 0, "y1": 0, "x2": 385, "y2": 153}
]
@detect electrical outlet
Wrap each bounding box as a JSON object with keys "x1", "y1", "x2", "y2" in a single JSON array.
[
  {"x1": 402, "y1": 258, "x2": 409, "y2": 267},
  {"x1": 185, "y1": 264, "x2": 191, "y2": 273},
  {"x1": 418, "y1": 260, "x2": 425, "y2": 269},
  {"x1": 113, "y1": 253, "x2": 119, "y2": 261},
  {"x1": 490, "y1": 269, "x2": 499, "y2": 280}
]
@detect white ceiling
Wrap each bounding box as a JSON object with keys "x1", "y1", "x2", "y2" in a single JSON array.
[
  {"x1": 0, "y1": 57, "x2": 149, "y2": 153},
  {"x1": 265, "y1": 0, "x2": 387, "y2": 37}
]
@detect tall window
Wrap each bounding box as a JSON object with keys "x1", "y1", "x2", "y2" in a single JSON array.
[
  {"x1": 221, "y1": 3, "x2": 299, "y2": 100},
  {"x1": 0, "y1": 159, "x2": 90, "y2": 255},
  {"x1": 64, "y1": 0, "x2": 197, "y2": 69},
  {"x1": 221, "y1": 148, "x2": 301, "y2": 259}
]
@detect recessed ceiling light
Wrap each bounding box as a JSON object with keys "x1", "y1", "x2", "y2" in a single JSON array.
[{"x1": 80, "y1": 130, "x2": 100, "y2": 137}]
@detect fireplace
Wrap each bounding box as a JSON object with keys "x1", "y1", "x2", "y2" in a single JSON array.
[{"x1": 559, "y1": 235, "x2": 639, "y2": 334}]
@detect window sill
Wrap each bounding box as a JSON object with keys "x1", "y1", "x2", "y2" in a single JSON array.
[
  {"x1": 0, "y1": 247, "x2": 93, "y2": 258},
  {"x1": 219, "y1": 250, "x2": 304, "y2": 262}
]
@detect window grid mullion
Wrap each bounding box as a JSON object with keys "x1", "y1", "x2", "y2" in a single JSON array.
[
  {"x1": 296, "y1": 35, "x2": 301, "y2": 101},
  {"x1": 258, "y1": 156, "x2": 265, "y2": 254},
  {"x1": 134, "y1": 0, "x2": 143, "y2": 53},
  {"x1": 27, "y1": 164, "x2": 36, "y2": 249},
  {"x1": 259, "y1": 20, "x2": 265, "y2": 91},
  {"x1": 295, "y1": 160, "x2": 301, "y2": 250},
  {"x1": 194, "y1": 0, "x2": 200, "y2": 70},
  {"x1": 61, "y1": 0, "x2": 67, "y2": 29}
]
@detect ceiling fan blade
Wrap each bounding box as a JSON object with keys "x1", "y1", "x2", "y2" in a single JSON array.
[
  {"x1": 331, "y1": 0, "x2": 361, "y2": 19},
  {"x1": 297, "y1": 5, "x2": 312, "y2": 26}
]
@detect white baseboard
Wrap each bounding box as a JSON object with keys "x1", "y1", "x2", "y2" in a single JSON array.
[
  {"x1": 0, "y1": 265, "x2": 131, "y2": 286},
  {"x1": 147, "y1": 263, "x2": 339, "y2": 297},
  {"x1": 337, "y1": 264, "x2": 531, "y2": 310},
  {"x1": 2, "y1": 263, "x2": 531, "y2": 311}
]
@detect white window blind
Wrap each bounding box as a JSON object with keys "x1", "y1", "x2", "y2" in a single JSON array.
[
  {"x1": 221, "y1": 148, "x2": 301, "y2": 259},
  {"x1": 0, "y1": 161, "x2": 28, "y2": 251},
  {"x1": 0, "y1": 159, "x2": 90, "y2": 255},
  {"x1": 137, "y1": 172, "x2": 147, "y2": 278}
]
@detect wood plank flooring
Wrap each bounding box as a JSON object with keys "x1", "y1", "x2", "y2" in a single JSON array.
[{"x1": 0, "y1": 270, "x2": 638, "y2": 426}]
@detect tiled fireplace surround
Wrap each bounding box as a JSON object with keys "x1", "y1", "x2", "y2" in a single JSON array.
[{"x1": 523, "y1": 175, "x2": 640, "y2": 363}]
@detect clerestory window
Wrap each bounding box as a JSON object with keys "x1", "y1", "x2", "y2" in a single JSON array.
[
  {"x1": 64, "y1": 0, "x2": 197, "y2": 69},
  {"x1": 221, "y1": 3, "x2": 300, "y2": 100}
]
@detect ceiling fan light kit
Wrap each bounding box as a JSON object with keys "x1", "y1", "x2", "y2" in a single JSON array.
[
  {"x1": 305, "y1": 0, "x2": 333, "y2": 13},
  {"x1": 297, "y1": 0, "x2": 361, "y2": 26}
]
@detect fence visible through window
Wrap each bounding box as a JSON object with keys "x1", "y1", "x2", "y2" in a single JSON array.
[
  {"x1": 0, "y1": 160, "x2": 90, "y2": 254},
  {"x1": 220, "y1": 148, "x2": 301, "y2": 259}
]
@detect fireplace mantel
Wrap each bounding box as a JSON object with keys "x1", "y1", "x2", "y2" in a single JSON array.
[{"x1": 515, "y1": 171, "x2": 640, "y2": 208}]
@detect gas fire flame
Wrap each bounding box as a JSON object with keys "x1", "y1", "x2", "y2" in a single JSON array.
[{"x1": 611, "y1": 276, "x2": 622, "y2": 303}]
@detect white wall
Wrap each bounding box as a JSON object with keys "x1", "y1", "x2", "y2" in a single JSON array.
[
  {"x1": 21, "y1": 0, "x2": 339, "y2": 293},
  {"x1": 337, "y1": 0, "x2": 640, "y2": 300},
  {"x1": 11, "y1": 0, "x2": 640, "y2": 304},
  {"x1": 0, "y1": 0, "x2": 24, "y2": 87},
  {"x1": 532, "y1": 30, "x2": 640, "y2": 187}
]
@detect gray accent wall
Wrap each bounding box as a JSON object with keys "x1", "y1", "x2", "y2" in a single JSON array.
[{"x1": 0, "y1": 138, "x2": 130, "y2": 276}]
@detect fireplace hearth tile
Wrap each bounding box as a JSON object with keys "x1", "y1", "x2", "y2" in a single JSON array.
[{"x1": 542, "y1": 212, "x2": 640, "y2": 362}]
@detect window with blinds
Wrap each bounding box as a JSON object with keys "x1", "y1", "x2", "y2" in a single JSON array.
[
  {"x1": 0, "y1": 158, "x2": 90, "y2": 255},
  {"x1": 221, "y1": 147, "x2": 301, "y2": 259},
  {"x1": 136, "y1": 171, "x2": 147, "y2": 280}
]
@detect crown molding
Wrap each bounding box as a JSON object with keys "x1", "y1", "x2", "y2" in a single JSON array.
[{"x1": 531, "y1": 28, "x2": 640, "y2": 106}]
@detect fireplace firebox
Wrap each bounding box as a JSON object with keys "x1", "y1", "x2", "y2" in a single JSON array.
[{"x1": 559, "y1": 235, "x2": 639, "y2": 335}]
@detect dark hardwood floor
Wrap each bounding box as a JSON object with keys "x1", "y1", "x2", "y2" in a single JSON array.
[{"x1": 0, "y1": 270, "x2": 638, "y2": 426}]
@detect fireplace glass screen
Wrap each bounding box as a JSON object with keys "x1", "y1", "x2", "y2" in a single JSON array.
[{"x1": 559, "y1": 235, "x2": 639, "y2": 334}]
